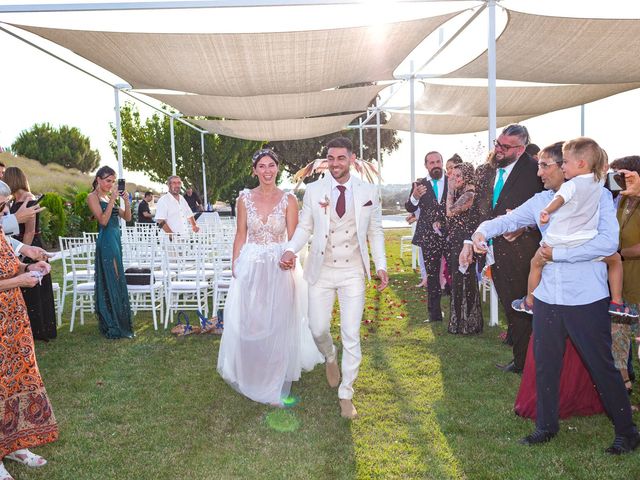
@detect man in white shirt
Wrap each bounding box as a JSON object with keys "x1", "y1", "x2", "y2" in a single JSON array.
[{"x1": 154, "y1": 176, "x2": 200, "y2": 235}]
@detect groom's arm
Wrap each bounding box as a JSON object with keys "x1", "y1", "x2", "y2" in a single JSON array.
[{"x1": 285, "y1": 187, "x2": 314, "y2": 254}]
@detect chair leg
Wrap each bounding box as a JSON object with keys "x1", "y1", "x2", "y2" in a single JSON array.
[
  {"x1": 70, "y1": 290, "x2": 77, "y2": 332},
  {"x1": 151, "y1": 290, "x2": 158, "y2": 331}
]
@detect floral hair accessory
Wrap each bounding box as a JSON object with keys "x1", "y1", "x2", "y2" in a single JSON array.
[
  {"x1": 319, "y1": 194, "x2": 330, "y2": 214},
  {"x1": 252, "y1": 148, "x2": 279, "y2": 167}
]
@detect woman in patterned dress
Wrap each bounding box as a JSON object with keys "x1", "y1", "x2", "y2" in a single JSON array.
[
  {"x1": 217, "y1": 149, "x2": 322, "y2": 405},
  {"x1": 0, "y1": 181, "x2": 58, "y2": 480}
]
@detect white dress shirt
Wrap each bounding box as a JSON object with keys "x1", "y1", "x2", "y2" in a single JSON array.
[
  {"x1": 331, "y1": 175, "x2": 353, "y2": 214},
  {"x1": 154, "y1": 193, "x2": 194, "y2": 235}
]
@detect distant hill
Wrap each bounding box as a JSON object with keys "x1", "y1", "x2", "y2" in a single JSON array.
[{"x1": 0, "y1": 152, "x2": 150, "y2": 195}]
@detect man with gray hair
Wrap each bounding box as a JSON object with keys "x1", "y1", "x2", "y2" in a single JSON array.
[
  {"x1": 154, "y1": 175, "x2": 199, "y2": 235},
  {"x1": 459, "y1": 124, "x2": 544, "y2": 373}
]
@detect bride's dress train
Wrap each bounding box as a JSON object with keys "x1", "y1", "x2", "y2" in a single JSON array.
[{"x1": 217, "y1": 190, "x2": 323, "y2": 404}]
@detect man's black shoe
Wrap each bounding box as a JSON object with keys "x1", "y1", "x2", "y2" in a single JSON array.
[
  {"x1": 605, "y1": 432, "x2": 640, "y2": 454},
  {"x1": 495, "y1": 361, "x2": 522, "y2": 374},
  {"x1": 519, "y1": 429, "x2": 557, "y2": 446}
]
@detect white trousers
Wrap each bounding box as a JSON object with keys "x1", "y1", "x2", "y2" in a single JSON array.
[{"x1": 308, "y1": 265, "x2": 365, "y2": 400}]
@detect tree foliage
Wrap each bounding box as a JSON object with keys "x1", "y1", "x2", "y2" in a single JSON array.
[
  {"x1": 268, "y1": 111, "x2": 401, "y2": 183},
  {"x1": 11, "y1": 123, "x2": 100, "y2": 173},
  {"x1": 110, "y1": 103, "x2": 262, "y2": 203}
]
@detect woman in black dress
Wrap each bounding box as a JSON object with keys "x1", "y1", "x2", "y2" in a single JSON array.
[
  {"x1": 446, "y1": 162, "x2": 483, "y2": 335},
  {"x1": 5, "y1": 166, "x2": 57, "y2": 341}
]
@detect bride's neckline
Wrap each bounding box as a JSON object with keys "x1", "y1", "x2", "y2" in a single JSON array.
[{"x1": 248, "y1": 189, "x2": 286, "y2": 225}]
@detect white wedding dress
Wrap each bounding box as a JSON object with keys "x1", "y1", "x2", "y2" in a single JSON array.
[{"x1": 217, "y1": 189, "x2": 323, "y2": 404}]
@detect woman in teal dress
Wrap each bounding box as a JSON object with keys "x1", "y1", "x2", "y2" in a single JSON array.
[{"x1": 86, "y1": 166, "x2": 134, "y2": 339}]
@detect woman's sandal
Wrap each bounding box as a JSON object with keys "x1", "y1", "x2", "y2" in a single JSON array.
[
  {"x1": 196, "y1": 310, "x2": 217, "y2": 334},
  {"x1": 4, "y1": 449, "x2": 47, "y2": 467},
  {"x1": 0, "y1": 462, "x2": 15, "y2": 480}
]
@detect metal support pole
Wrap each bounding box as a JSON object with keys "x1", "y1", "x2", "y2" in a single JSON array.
[
  {"x1": 113, "y1": 84, "x2": 126, "y2": 226},
  {"x1": 201, "y1": 132, "x2": 207, "y2": 210},
  {"x1": 375, "y1": 101, "x2": 381, "y2": 185},
  {"x1": 409, "y1": 62, "x2": 418, "y2": 271},
  {"x1": 488, "y1": 0, "x2": 498, "y2": 327},
  {"x1": 580, "y1": 104, "x2": 585, "y2": 136},
  {"x1": 170, "y1": 116, "x2": 177, "y2": 176},
  {"x1": 358, "y1": 118, "x2": 364, "y2": 161}
]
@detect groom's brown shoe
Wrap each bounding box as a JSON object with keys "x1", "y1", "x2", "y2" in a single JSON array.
[
  {"x1": 339, "y1": 399, "x2": 358, "y2": 419},
  {"x1": 326, "y1": 359, "x2": 340, "y2": 388}
]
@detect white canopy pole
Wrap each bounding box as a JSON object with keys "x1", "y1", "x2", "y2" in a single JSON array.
[
  {"x1": 409, "y1": 62, "x2": 418, "y2": 271},
  {"x1": 201, "y1": 131, "x2": 207, "y2": 210},
  {"x1": 580, "y1": 104, "x2": 585, "y2": 136},
  {"x1": 358, "y1": 117, "x2": 364, "y2": 160},
  {"x1": 113, "y1": 85, "x2": 126, "y2": 180},
  {"x1": 375, "y1": 100, "x2": 381, "y2": 188},
  {"x1": 488, "y1": 0, "x2": 498, "y2": 327},
  {"x1": 170, "y1": 115, "x2": 177, "y2": 176}
]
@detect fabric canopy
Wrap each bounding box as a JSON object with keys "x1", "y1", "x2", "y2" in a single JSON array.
[
  {"x1": 192, "y1": 113, "x2": 360, "y2": 141},
  {"x1": 383, "y1": 112, "x2": 532, "y2": 135},
  {"x1": 415, "y1": 81, "x2": 640, "y2": 117},
  {"x1": 446, "y1": 9, "x2": 640, "y2": 84},
  {"x1": 146, "y1": 84, "x2": 385, "y2": 120},
  {"x1": 16, "y1": 12, "x2": 459, "y2": 96}
]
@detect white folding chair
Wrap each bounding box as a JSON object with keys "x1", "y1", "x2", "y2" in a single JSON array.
[
  {"x1": 66, "y1": 238, "x2": 96, "y2": 332},
  {"x1": 124, "y1": 239, "x2": 164, "y2": 330}
]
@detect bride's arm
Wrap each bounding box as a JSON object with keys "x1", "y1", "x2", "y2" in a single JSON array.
[
  {"x1": 231, "y1": 197, "x2": 248, "y2": 277},
  {"x1": 286, "y1": 194, "x2": 299, "y2": 240}
]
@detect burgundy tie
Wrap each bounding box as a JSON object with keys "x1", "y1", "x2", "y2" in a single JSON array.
[{"x1": 336, "y1": 185, "x2": 346, "y2": 218}]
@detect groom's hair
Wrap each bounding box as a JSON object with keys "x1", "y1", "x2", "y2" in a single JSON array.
[{"x1": 326, "y1": 137, "x2": 353, "y2": 154}]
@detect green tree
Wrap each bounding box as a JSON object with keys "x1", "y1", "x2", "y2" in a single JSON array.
[
  {"x1": 11, "y1": 123, "x2": 100, "y2": 173},
  {"x1": 110, "y1": 103, "x2": 262, "y2": 203}
]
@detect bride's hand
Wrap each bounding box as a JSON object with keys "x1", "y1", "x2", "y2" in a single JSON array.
[{"x1": 279, "y1": 251, "x2": 296, "y2": 270}]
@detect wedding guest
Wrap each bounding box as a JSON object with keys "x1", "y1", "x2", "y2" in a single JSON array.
[
  {"x1": 137, "y1": 191, "x2": 154, "y2": 224},
  {"x1": 0, "y1": 161, "x2": 5, "y2": 179},
  {"x1": 86, "y1": 166, "x2": 134, "y2": 339},
  {"x1": 446, "y1": 162, "x2": 483, "y2": 334},
  {"x1": 610, "y1": 156, "x2": 640, "y2": 396},
  {"x1": 155, "y1": 176, "x2": 199, "y2": 235},
  {"x1": 4, "y1": 166, "x2": 57, "y2": 341},
  {"x1": 183, "y1": 186, "x2": 203, "y2": 213},
  {"x1": 0, "y1": 187, "x2": 58, "y2": 480},
  {"x1": 217, "y1": 149, "x2": 322, "y2": 406},
  {"x1": 445, "y1": 153, "x2": 463, "y2": 177},
  {"x1": 472, "y1": 138, "x2": 639, "y2": 454}
]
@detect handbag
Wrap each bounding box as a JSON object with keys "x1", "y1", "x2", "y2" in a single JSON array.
[{"x1": 125, "y1": 267, "x2": 152, "y2": 285}]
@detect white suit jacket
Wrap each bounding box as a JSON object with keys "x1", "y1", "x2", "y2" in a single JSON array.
[{"x1": 287, "y1": 175, "x2": 387, "y2": 285}]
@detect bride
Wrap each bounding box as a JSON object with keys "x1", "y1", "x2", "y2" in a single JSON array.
[{"x1": 217, "y1": 148, "x2": 323, "y2": 405}]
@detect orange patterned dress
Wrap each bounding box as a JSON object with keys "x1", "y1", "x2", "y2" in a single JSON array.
[{"x1": 0, "y1": 233, "x2": 58, "y2": 457}]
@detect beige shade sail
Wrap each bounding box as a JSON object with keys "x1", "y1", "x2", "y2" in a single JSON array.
[
  {"x1": 383, "y1": 112, "x2": 532, "y2": 135},
  {"x1": 192, "y1": 113, "x2": 360, "y2": 141},
  {"x1": 415, "y1": 81, "x2": 640, "y2": 116},
  {"x1": 16, "y1": 12, "x2": 460, "y2": 96},
  {"x1": 145, "y1": 84, "x2": 385, "y2": 120},
  {"x1": 446, "y1": 9, "x2": 640, "y2": 84}
]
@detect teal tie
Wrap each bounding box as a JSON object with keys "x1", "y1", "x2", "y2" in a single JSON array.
[
  {"x1": 432, "y1": 179, "x2": 439, "y2": 203},
  {"x1": 492, "y1": 168, "x2": 506, "y2": 208}
]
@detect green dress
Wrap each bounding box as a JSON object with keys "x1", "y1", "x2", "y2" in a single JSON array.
[{"x1": 94, "y1": 200, "x2": 133, "y2": 338}]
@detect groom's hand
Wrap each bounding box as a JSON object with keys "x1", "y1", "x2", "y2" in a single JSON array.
[
  {"x1": 376, "y1": 269, "x2": 389, "y2": 291},
  {"x1": 279, "y1": 251, "x2": 296, "y2": 270}
]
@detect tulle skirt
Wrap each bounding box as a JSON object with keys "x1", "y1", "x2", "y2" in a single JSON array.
[{"x1": 217, "y1": 242, "x2": 323, "y2": 404}]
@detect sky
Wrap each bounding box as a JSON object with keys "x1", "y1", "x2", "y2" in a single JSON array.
[{"x1": 1, "y1": 0, "x2": 640, "y2": 193}]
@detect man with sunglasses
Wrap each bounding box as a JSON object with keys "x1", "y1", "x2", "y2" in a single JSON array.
[{"x1": 460, "y1": 123, "x2": 543, "y2": 374}]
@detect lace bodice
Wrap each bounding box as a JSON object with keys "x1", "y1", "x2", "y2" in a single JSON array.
[{"x1": 242, "y1": 189, "x2": 290, "y2": 245}]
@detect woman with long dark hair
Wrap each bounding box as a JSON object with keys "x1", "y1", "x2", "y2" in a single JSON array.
[
  {"x1": 86, "y1": 166, "x2": 133, "y2": 338},
  {"x1": 4, "y1": 166, "x2": 57, "y2": 341}
]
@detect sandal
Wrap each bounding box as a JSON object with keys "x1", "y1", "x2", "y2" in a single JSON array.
[
  {"x1": 511, "y1": 297, "x2": 533, "y2": 315},
  {"x1": 0, "y1": 462, "x2": 14, "y2": 480},
  {"x1": 609, "y1": 301, "x2": 639, "y2": 318},
  {"x1": 170, "y1": 312, "x2": 199, "y2": 336},
  {"x1": 4, "y1": 449, "x2": 47, "y2": 468},
  {"x1": 196, "y1": 310, "x2": 218, "y2": 334}
]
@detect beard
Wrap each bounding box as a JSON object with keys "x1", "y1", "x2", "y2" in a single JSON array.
[
  {"x1": 429, "y1": 167, "x2": 443, "y2": 180},
  {"x1": 494, "y1": 152, "x2": 519, "y2": 168}
]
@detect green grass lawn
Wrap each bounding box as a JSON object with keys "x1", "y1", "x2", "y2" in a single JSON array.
[{"x1": 18, "y1": 229, "x2": 640, "y2": 479}]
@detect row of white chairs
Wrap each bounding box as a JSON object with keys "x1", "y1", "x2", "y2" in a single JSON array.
[{"x1": 57, "y1": 226, "x2": 234, "y2": 332}]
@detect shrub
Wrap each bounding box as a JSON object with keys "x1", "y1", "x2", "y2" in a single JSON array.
[{"x1": 39, "y1": 192, "x2": 66, "y2": 245}]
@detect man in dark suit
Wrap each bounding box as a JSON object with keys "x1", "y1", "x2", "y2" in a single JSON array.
[
  {"x1": 461, "y1": 124, "x2": 544, "y2": 373},
  {"x1": 406, "y1": 151, "x2": 448, "y2": 323}
]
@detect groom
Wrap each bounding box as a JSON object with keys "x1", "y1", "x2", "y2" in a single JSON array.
[{"x1": 280, "y1": 137, "x2": 388, "y2": 419}]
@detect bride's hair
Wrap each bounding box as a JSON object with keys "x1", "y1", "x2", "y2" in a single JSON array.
[{"x1": 252, "y1": 148, "x2": 279, "y2": 167}]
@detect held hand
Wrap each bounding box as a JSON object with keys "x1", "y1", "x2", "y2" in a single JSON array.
[
  {"x1": 192, "y1": 224, "x2": 200, "y2": 233},
  {"x1": 539, "y1": 210, "x2": 550, "y2": 225},
  {"x1": 120, "y1": 190, "x2": 130, "y2": 202},
  {"x1": 376, "y1": 269, "x2": 389, "y2": 291},
  {"x1": 29, "y1": 261, "x2": 51, "y2": 275},
  {"x1": 19, "y1": 245, "x2": 50, "y2": 262},
  {"x1": 14, "y1": 202, "x2": 44, "y2": 224},
  {"x1": 539, "y1": 244, "x2": 553, "y2": 262},
  {"x1": 459, "y1": 243, "x2": 473, "y2": 266},
  {"x1": 503, "y1": 227, "x2": 525, "y2": 242},
  {"x1": 471, "y1": 232, "x2": 488, "y2": 254},
  {"x1": 279, "y1": 251, "x2": 296, "y2": 270},
  {"x1": 15, "y1": 272, "x2": 39, "y2": 288},
  {"x1": 619, "y1": 169, "x2": 640, "y2": 197},
  {"x1": 412, "y1": 182, "x2": 427, "y2": 200}
]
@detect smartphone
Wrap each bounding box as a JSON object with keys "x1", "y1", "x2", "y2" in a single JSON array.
[
  {"x1": 606, "y1": 172, "x2": 626, "y2": 192},
  {"x1": 35, "y1": 194, "x2": 46, "y2": 204},
  {"x1": 118, "y1": 178, "x2": 126, "y2": 193}
]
